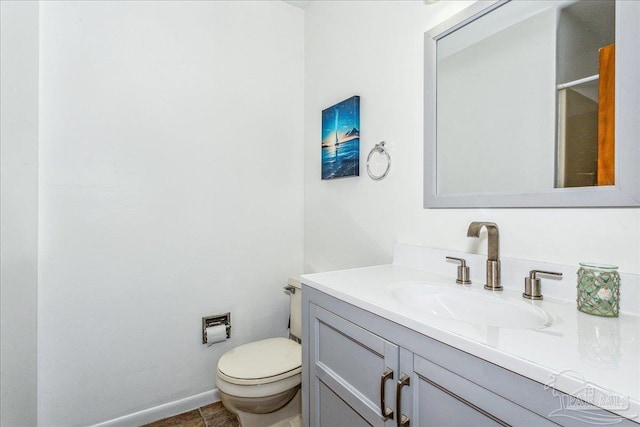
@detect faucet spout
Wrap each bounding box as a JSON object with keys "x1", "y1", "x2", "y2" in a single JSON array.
[
  {"x1": 467, "y1": 221, "x2": 502, "y2": 291},
  {"x1": 467, "y1": 222, "x2": 499, "y2": 261}
]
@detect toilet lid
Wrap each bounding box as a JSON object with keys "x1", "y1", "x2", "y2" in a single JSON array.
[{"x1": 217, "y1": 337, "x2": 301, "y2": 384}]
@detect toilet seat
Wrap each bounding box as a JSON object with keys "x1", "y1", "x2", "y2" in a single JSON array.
[{"x1": 217, "y1": 337, "x2": 301, "y2": 386}]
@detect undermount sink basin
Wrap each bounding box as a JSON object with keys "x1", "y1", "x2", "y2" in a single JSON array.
[{"x1": 391, "y1": 284, "x2": 550, "y2": 329}]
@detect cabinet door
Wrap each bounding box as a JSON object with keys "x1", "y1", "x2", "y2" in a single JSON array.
[
  {"x1": 411, "y1": 354, "x2": 557, "y2": 427},
  {"x1": 309, "y1": 304, "x2": 398, "y2": 427}
]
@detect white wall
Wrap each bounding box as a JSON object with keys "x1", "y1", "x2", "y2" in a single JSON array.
[
  {"x1": 3, "y1": 1, "x2": 639, "y2": 425},
  {"x1": 0, "y1": 2, "x2": 39, "y2": 426},
  {"x1": 304, "y1": 1, "x2": 639, "y2": 276},
  {"x1": 558, "y1": 1, "x2": 615, "y2": 84},
  {"x1": 38, "y1": 1, "x2": 304, "y2": 425}
]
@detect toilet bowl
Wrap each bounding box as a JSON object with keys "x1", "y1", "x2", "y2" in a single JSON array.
[
  {"x1": 216, "y1": 337, "x2": 301, "y2": 414},
  {"x1": 216, "y1": 277, "x2": 302, "y2": 427}
]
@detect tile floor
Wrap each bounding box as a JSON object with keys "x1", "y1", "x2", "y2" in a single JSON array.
[{"x1": 142, "y1": 402, "x2": 240, "y2": 427}]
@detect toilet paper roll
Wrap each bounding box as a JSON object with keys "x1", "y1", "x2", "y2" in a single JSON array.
[{"x1": 206, "y1": 324, "x2": 228, "y2": 347}]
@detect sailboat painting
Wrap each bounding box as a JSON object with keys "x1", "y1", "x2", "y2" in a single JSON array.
[{"x1": 321, "y1": 96, "x2": 360, "y2": 180}]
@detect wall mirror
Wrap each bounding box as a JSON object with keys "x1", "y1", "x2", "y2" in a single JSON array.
[{"x1": 424, "y1": 0, "x2": 639, "y2": 208}]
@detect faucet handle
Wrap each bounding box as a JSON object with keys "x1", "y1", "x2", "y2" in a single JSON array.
[
  {"x1": 523, "y1": 270, "x2": 563, "y2": 300},
  {"x1": 446, "y1": 257, "x2": 471, "y2": 285}
]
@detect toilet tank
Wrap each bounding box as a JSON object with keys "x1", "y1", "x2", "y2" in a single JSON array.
[{"x1": 288, "y1": 277, "x2": 302, "y2": 340}]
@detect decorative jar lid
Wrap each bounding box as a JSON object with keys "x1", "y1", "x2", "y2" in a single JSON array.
[{"x1": 579, "y1": 262, "x2": 618, "y2": 270}]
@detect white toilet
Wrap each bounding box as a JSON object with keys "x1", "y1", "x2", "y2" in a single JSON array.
[{"x1": 216, "y1": 277, "x2": 302, "y2": 427}]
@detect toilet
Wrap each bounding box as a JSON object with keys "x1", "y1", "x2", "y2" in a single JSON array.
[{"x1": 216, "y1": 277, "x2": 302, "y2": 427}]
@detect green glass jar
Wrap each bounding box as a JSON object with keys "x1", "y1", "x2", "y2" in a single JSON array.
[{"x1": 577, "y1": 262, "x2": 621, "y2": 317}]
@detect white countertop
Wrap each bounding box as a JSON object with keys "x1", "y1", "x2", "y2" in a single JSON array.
[{"x1": 301, "y1": 247, "x2": 640, "y2": 421}]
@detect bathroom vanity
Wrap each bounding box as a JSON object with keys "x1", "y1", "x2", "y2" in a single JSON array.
[{"x1": 300, "y1": 245, "x2": 640, "y2": 426}]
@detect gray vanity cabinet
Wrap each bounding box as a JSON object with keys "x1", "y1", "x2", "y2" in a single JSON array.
[
  {"x1": 303, "y1": 285, "x2": 637, "y2": 427},
  {"x1": 308, "y1": 303, "x2": 398, "y2": 427},
  {"x1": 307, "y1": 299, "x2": 550, "y2": 427}
]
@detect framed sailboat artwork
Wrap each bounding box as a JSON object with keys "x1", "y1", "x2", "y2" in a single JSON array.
[{"x1": 321, "y1": 96, "x2": 360, "y2": 180}]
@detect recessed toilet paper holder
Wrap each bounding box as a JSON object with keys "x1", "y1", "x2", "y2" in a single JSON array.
[{"x1": 202, "y1": 312, "x2": 231, "y2": 344}]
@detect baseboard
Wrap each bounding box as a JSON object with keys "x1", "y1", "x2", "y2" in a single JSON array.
[{"x1": 89, "y1": 389, "x2": 220, "y2": 427}]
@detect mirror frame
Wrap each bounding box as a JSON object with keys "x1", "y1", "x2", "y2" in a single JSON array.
[{"x1": 424, "y1": 0, "x2": 640, "y2": 208}]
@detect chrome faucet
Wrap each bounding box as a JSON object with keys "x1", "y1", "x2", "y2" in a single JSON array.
[{"x1": 467, "y1": 221, "x2": 502, "y2": 291}]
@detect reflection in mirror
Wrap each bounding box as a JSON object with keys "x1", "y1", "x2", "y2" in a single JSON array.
[
  {"x1": 557, "y1": 1, "x2": 615, "y2": 188},
  {"x1": 436, "y1": 1, "x2": 614, "y2": 195},
  {"x1": 436, "y1": 1, "x2": 558, "y2": 195},
  {"x1": 424, "y1": 0, "x2": 640, "y2": 208},
  {"x1": 558, "y1": 79, "x2": 600, "y2": 188}
]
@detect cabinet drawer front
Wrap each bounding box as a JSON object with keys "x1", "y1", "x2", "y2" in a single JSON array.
[
  {"x1": 413, "y1": 355, "x2": 557, "y2": 427},
  {"x1": 318, "y1": 380, "x2": 373, "y2": 427},
  {"x1": 416, "y1": 378, "x2": 505, "y2": 427},
  {"x1": 310, "y1": 304, "x2": 398, "y2": 427}
]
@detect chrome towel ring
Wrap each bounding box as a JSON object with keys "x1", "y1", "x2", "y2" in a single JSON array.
[{"x1": 366, "y1": 141, "x2": 391, "y2": 180}]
